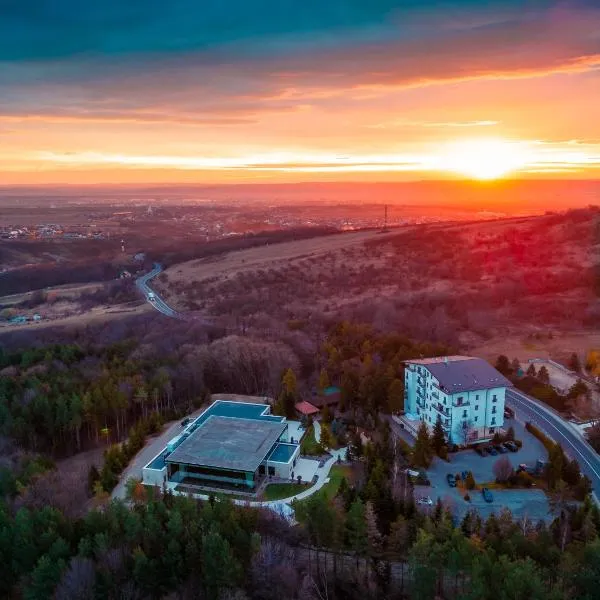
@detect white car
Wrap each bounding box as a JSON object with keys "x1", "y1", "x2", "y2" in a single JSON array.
[
  {"x1": 148, "y1": 292, "x2": 156, "y2": 301},
  {"x1": 416, "y1": 496, "x2": 433, "y2": 506}
]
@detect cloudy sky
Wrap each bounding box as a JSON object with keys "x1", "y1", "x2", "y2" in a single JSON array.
[{"x1": 1, "y1": 0, "x2": 600, "y2": 183}]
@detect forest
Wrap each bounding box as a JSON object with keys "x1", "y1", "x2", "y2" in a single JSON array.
[{"x1": 1, "y1": 319, "x2": 600, "y2": 598}]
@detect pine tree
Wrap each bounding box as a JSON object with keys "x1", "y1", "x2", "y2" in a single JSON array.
[
  {"x1": 413, "y1": 421, "x2": 433, "y2": 468},
  {"x1": 25, "y1": 555, "x2": 66, "y2": 600},
  {"x1": 526, "y1": 363, "x2": 537, "y2": 377},
  {"x1": 387, "y1": 378, "x2": 404, "y2": 414},
  {"x1": 319, "y1": 423, "x2": 333, "y2": 449},
  {"x1": 279, "y1": 368, "x2": 298, "y2": 418},
  {"x1": 282, "y1": 368, "x2": 297, "y2": 395},
  {"x1": 202, "y1": 530, "x2": 241, "y2": 600},
  {"x1": 511, "y1": 358, "x2": 521, "y2": 376},
  {"x1": 431, "y1": 415, "x2": 446, "y2": 455},
  {"x1": 318, "y1": 369, "x2": 330, "y2": 393},
  {"x1": 569, "y1": 353, "x2": 581, "y2": 373},
  {"x1": 495, "y1": 355, "x2": 511, "y2": 375},
  {"x1": 345, "y1": 499, "x2": 367, "y2": 554},
  {"x1": 538, "y1": 366, "x2": 550, "y2": 384}
]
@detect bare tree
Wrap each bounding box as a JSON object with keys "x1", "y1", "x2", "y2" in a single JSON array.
[
  {"x1": 55, "y1": 557, "x2": 95, "y2": 600},
  {"x1": 455, "y1": 419, "x2": 476, "y2": 447},
  {"x1": 493, "y1": 456, "x2": 514, "y2": 483}
]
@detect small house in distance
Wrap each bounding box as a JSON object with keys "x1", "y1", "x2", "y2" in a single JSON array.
[
  {"x1": 403, "y1": 356, "x2": 512, "y2": 445},
  {"x1": 295, "y1": 400, "x2": 320, "y2": 419},
  {"x1": 295, "y1": 386, "x2": 342, "y2": 419}
]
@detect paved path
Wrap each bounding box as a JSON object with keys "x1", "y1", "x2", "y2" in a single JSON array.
[
  {"x1": 111, "y1": 408, "x2": 206, "y2": 500},
  {"x1": 168, "y1": 450, "x2": 348, "y2": 520},
  {"x1": 112, "y1": 406, "x2": 348, "y2": 517},
  {"x1": 506, "y1": 388, "x2": 600, "y2": 501},
  {"x1": 313, "y1": 420, "x2": 322, "y2": 442}
]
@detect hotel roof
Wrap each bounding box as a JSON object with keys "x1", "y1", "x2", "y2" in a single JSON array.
[
  {"x1": 166, "y1": 415, "x2": 287, "y2": 473},
  {"x1": 406, "y1": 356, "x2": 513, "y2": 393}
]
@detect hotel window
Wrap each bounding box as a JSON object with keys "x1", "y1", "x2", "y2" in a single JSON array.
[
  {"x1": 476, "y1": 394, "x2": 479, "y2": 400},
  {"x1": 492, "y1": 407, "x2": 496, "y2": 414},
  {"x1": 475, "y1": 405, "x2": 479, "y2": 411},
  {"x1": 493, "y1": 395, "x2": 497, "y2": 402},
  {"x1": 491, "y1": 417, "x2": 496, "y2": 425},
  {"x1": 463, "y1": 409, "x2": 467, "y2": 418},
  {"x1": 474, "y1": 416, "x2": 478, "y2": 422},
  {"x1": 489, "y1": 427, "x2": 495, "y2": 433}
]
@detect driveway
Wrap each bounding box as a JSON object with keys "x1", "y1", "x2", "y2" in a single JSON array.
[
  {"x1": 419, "y1": 418, "x2": 551, "y2": 521},
  {"x1": 112, "y1": 407, "x2": 206, "y2": 500},
  {"x1": 416, "y1": 484, "x2": 552, "y2": 521}
]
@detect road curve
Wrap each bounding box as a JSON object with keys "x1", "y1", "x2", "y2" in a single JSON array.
[
  {"x1": 135, "y1": 263, "x2": 181, "y2": 319},
  {"x1": 506, "y1": 388, "x2": 600, "y2": 499}
]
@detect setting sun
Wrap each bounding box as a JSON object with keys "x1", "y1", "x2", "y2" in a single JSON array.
[{"x1": 438, "y1": 139, "x2": 532, "y2": 180}]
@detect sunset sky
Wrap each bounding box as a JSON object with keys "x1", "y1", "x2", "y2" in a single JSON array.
[{"x1": 2, "y1": 1, "x2": 600, "y2": 184}]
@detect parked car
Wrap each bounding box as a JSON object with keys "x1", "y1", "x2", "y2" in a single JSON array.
[
  {"x1": 416, "y1": 496, "x2": 433, "y2": 506},
  {"x1": 486, "y1": 445, "x2": 498, "y2": 456},
  {"x1": 517, "y1": 463, "x2": 529, "y2": 472},
  {"x1": 504, "y1": 441, "x2": 518, "y2": 452},
  {"x1": 504, "y1": 407, "x2": 514, "y2": 419},
  {"x1": 446, "y1": 473, "x2": 457, "y2": 487},
  {"x1": 481, "y1": 487, "x2": 493, "y2": 503},
  {"x1": 495, "y1": 444, "x2": 508, "y2": 454},
  {"x1": 180, "y1": 417, "x2": 191, "y2": 427},
  {"x1": 461, "y1": 470, "x2": 469, "y2": 480},
  {"x1": 475, "y1": 446, "x2": 486, "y2": 457}
]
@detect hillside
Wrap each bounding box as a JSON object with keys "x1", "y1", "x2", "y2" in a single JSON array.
[{"x1": 156, "y1": 208, "x2": 600, "y2": 353}]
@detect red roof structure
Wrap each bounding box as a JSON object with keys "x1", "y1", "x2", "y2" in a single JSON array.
[{"x1": 295, "y1": 401, "x2": 320, "y2": 416}]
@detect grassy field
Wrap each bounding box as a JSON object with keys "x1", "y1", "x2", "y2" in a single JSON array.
[
  {"x1": 262, "y1": 482, "x2": 311, "y2": 501},
  {"x1": 319, "y1": 465, "x2": 352, "y2": 501},
  {"x1": 300, "y1": 425, "x2": 324, "y2": 456}
]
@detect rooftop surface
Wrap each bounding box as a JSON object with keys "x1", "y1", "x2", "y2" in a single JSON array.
[
  {"x1": 406, "y1": 355, "x2": 474, "y2": 365},
  {"x1": 295, "y1": 401, "x2": 320, "y2": 415},
  {"x1": 187, "y1": 400, "x2": 283, "y2": 436},
  {"x1": 409, "y1": 356, "x2": 513, "y2": 393},
  {"x1": 166, "y1": 416, "x2": 287, "y2": 472}
]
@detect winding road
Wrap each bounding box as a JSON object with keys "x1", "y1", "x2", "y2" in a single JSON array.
[
  {"x1": 135, "y1": 263, "x2": 182, "y2": 319},
  {"x1": 506, "y1": 388, "x2": 600, "y2": 500}
]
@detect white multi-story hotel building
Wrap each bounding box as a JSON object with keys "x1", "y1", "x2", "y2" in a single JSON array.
[{"x1": 404, "y1": 356, "x2": 512, "y2": 445}]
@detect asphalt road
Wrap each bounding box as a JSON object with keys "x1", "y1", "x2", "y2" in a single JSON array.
[
  {"x1": 506, "y1": 388, "x2": 600, "y2": 499},
  {"x1": 135, "y1": 263, "x2": 181, "y2": 319}
]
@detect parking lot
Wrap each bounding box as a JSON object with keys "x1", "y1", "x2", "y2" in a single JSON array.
[{"x1": 416, "y1": 419, "x2": 553, "y2": 521}]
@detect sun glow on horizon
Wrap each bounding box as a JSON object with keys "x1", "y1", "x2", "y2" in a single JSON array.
[{"x1": 436, "y1": 138, "x2": 532, "y2": 180}]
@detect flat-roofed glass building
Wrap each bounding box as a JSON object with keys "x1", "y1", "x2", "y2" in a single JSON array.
[{"x1": 143, "y1": 400, "x2": 301, "y2": 494}]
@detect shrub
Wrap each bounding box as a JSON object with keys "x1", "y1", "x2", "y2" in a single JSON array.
[
  {"x1": 514, "y1": 439, "x2": 523, "y2": 448},
  {"x1": 525, "y1": 422, "x2": 554, "y2": 452},
  {"x1": 438, "y1": 445, "x2": 449, "y2": 461},
  {"x1": 465, "y1": 471, "x2": 476, "y2": 490},
  {"x1": 516, "y1": 471, "x2": 534, "y2": 488},
  {"x1": 464, "y1": 493, "x2": 470, "y2": 502},
  {"x1": 396, "y1": 438, "x2": 412, "y2": 458}
]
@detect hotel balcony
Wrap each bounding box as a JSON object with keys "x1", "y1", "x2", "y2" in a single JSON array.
[
  {"x1": 453, "y1": 399, "x2": 470, "y2": 407},
  {"x1": 432, "y1": 403, "x2": 450, "y2": 418}
]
